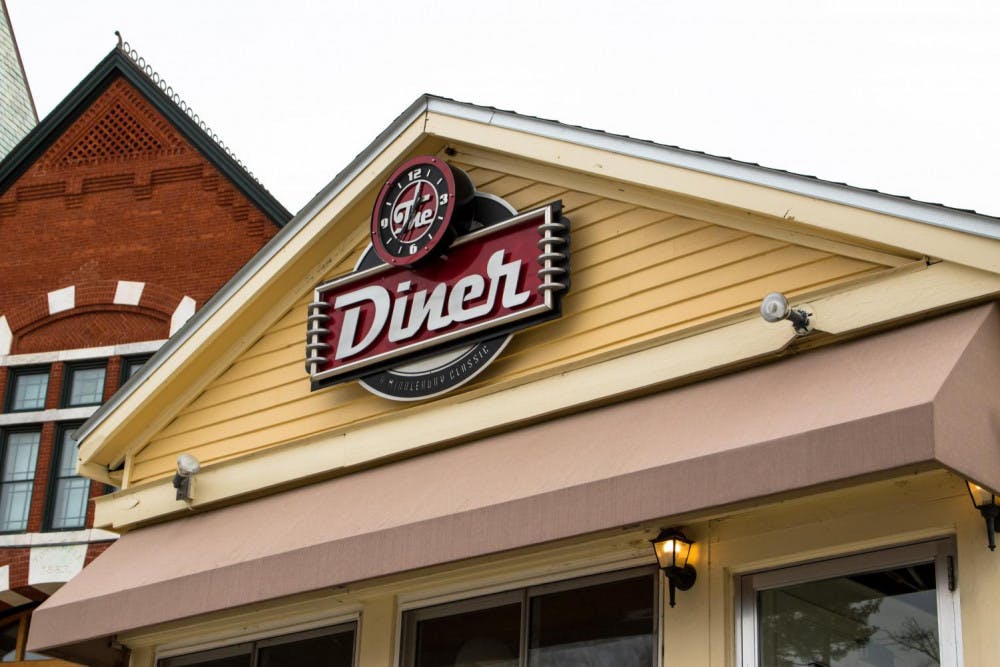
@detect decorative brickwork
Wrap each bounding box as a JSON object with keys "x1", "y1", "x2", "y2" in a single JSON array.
[
  {"x1": 0, "y1": 74, "x2": 279, "y2": 354},
  {"x1": 44, "y1": 79, "x2": 186, "y2": 169}
]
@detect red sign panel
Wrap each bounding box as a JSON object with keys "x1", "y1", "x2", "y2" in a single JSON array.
[{"x1": 307, "y1": 203, "x2": 568, "y2": 389}]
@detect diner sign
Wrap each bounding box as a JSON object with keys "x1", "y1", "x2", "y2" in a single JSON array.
[{"x1": 307, "y1": 201, "x2": 569, "y2": 398}]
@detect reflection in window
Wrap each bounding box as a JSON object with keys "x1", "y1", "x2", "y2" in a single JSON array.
[
  {"x1": 404, "y1": 569, "x2": 657, "y2": 667},
  {"x1": 64, "y1": 364, "x2": 106, "y2": 407},
  {"x1": 529, "y1": 575, "x2": 654, "y2": 666},
  {"x1": 47, "y1": 427, "x2": 90, "y2": 530},
  {"x1": 0, "y1": 431, "x2": 40, "y2": 532},
  {"x1": 157, "y1": 624, "x2": 356, "y2": 667},
  {"x1": 121, "y1": 354, "x2": 152, "y2": 383},
  {"x1": 414, "y1": 602, "x2": 520, "y2": 667},
  {"x1": 740, "y1": 542, "x2": 961, "y2": 667},
  {"x1": 6, "y1": 369, "x2": 48, "y2": 412},
  {"x1": 0, "y1": 609, "x2": 55, "y2": 662},
  {"x1": 757, "y1": 562, "x2": 939, "y2": 666}
]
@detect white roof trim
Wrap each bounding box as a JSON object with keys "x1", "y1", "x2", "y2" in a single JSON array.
[
  {"x1": 72, "y1": 94, "x2": 1000, "y2": 453},
  {"x1": 425, "y1": 97, "x2": 1000, "y2": 241}
]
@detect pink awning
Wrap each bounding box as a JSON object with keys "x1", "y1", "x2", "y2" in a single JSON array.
[{"x1": 29, "y1": 304, "x2": 1000, "y2": 664}]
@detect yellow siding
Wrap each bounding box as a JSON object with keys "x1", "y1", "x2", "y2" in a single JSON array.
[{"x1": 131, "y1": 163, "x2": 899, "y2": 483}]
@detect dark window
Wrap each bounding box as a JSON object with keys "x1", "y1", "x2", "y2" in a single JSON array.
[
  {"x1": 0, "y1": 429, "x2": 40, "y2": 533},
  {"x1": 45, "y1": 424, "x2": 91, "y2": 530},
  {"x1": 120, "y1": 354, "x2": 152, "y2": 385},
  {"x1": 5, "y1": 367, "x2": 49, "y2": 412},
  {"x1": 61, "y1": 362, "x2": 107, "y2": 407},
  {"x1": 0, "y1": 606, "x2": 54, "y2": 661},
  {"x1": 403, "y1": 568, "x2": 657, "y2": 667},
  {"x1": 739, "y1": 540, "x2": 959, "y2": 667},
  {"x1": 157, "y1": 624, "x2": 356, "y2": 667}
]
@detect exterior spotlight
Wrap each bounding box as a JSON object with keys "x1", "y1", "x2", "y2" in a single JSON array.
[
  {"x1": 759, "y1": 292, "x2": 812, "y2": 335},
  {"x1": 650, "y1": 528, "x2": 697, "y2": 608},
  {"x1": 172, "y1": 453, "x2": 201, "y2": 502},
  {"x1": 967, "y1": 480, "x2": 1000, "y2": 551}
]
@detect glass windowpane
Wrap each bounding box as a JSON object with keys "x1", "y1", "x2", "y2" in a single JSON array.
[
  {"x1": 757, "y1": 562, "x2": 939, "y2": 667},
  {"x1": 258, "y1": 629, "x2": 356, "y2": 667},
  {"x1": 0, "y1": 620, "x2": 18, "y2": 660},
  {"x1": 11, "y1": 372, "x2": 47, "y2": 411},
  {"x1": 68, "y1": 367, "x2": 105, "y2": 406},
  {"x1": 414, "y1": 603, "x2": 521, "y2": 667},
  {"x1": 48, "y1": 429, "x2": 90, "y2": 529},
  {"x1": 0, "y1": 481, "x2": 33, "y2": 532},
  {"x1": 157, "y1": 626, "x2": 355, "y2": 667},
  {"x1": 161, "y1": 655, "x2": 251, "y2": 667},
  {"x1": 50, "y1": 477, "x2": 90, "y2": 529},
  {"x1": 127, "y1": 361, "x2": 145, "y2": 377},
  {"x1": 4, "y1": 432, "x2": 39, "y2": 481},
  {"x1": 57, "y1": 429, "x2": 78, "y2": 476},
  {"x1": 528, "y1": 575, "x2": 655, "y2": 667}
]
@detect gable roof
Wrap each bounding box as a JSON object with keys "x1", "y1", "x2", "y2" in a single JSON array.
[
  {"x1": 71, "y1": 93, "x2": 1000, "y2": 476},
  {"x1": 0, "y1": 42, "x2": 291, "y2": 226}
]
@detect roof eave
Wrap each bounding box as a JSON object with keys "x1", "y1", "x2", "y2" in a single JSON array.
[{"x1": 424, "y1": 96, "x2": 1000, "y2": 241}]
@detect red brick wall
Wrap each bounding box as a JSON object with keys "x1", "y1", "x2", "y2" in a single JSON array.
[
  {"x1": 0, "y1": 73, "x2": 282, "y2": 596},
  {"x1": 0, "y1": 75, "x2": 279, "y2": 353}
]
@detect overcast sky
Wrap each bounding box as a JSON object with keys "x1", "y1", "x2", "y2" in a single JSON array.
[{"x1": 7, "y1": 1, "x2": 999, "y2": 218}]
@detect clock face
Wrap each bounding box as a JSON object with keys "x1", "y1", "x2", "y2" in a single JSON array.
[{"x1": 371, "y1": 156, "x2": 458, "y2": 266}]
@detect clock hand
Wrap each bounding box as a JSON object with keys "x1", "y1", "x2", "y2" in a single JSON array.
[{"x1": 401, "y1": 182, "x2": 423, "y2": 239}]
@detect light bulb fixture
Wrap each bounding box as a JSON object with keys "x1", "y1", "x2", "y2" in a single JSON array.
[
  {"x1": 650, "y1": 528, "x2": 697, "y2": 607},
  {"x1": 172, "y1": 453, "x2": 201, "y2": 502},
  {"x1": 759, "y1": 292, "x2": 812, "y2": 336},
  {"x1": 967, "y1": 480, "x2": 1000, "y2": 551}
]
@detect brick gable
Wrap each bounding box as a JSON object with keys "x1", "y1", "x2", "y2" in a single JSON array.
[{"x1": 0, "y1": 74, "x2": 279, "y2": 353}]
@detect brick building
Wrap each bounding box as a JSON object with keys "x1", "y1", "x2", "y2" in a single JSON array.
[{"x1": 0, "y1": 39, "x2": 289, "y2": 661}]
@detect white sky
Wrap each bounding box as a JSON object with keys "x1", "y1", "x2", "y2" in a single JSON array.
[{"x1": 7, "y1": 1, "x2": 1000, "y2": 218}]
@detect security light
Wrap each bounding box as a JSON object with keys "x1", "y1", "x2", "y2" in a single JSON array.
[
  {"x1": 172, "y1": 453, "x2": 201, "y2": 502},
  {"x1": 759, "y1": 292, "x2": 812, "y2": 335}
]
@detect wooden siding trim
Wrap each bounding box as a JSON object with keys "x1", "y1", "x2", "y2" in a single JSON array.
[
  {"x1": 429, "y1": 116, "x2": 1000, "y2": 272},
  {"x1": 451, "y1": 147, "x2": 920, "y2": 269}
]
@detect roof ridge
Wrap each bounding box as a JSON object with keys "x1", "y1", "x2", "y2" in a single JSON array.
[{"x1": 114, "y1": 31, "x2": 262, "y2": 187}]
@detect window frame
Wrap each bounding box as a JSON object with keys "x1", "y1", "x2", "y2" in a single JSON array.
[
  {"x1": 120, "y1": 354, "x2": 153, "y2": 386},
  {"x1": 736, "y1": 538, "x2": 961, "y2": 667},
  {"x1": 156, "y1": 622, "x2": 358, "y2": 667},
  {"x1": 43, "y1": 422, "x2": 91, "y2": 532},
  {"x1": 400, "y1": 565, "x2": 660, "y2": 667},
  {"x1": 0, "y1": 426, "x2": 42, "y2": 534},
  {"x1": 60, "y1": 360, "x2": 108, "y2": 408},
  {"x1": 4, "y1": 365, "x2": 50, "y2": 413}
]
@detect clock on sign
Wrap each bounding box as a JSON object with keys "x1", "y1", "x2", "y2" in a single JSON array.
[{"x1": 370, "y1": 155, "x2": 474, "y2": 266}]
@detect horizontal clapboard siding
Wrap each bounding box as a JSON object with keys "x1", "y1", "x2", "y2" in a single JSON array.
[{"x1": 130, "y1": 163, "x2": 898, "y2": 482}]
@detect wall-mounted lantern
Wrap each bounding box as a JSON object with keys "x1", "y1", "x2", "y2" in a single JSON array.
[
  {"x1": 967, "y1": 480, "x2": 1000, "y2": 551},
  {"x1": 650, "y1": 528, "x2": 697, "y2": 607}
]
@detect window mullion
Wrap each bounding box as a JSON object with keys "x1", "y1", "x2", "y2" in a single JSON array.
[{"x1": 518, "y1": 588, "x2": 528, "y2": 667}]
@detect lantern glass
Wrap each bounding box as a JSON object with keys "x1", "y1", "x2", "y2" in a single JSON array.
[
  {"x1": 651, "y1": 530, "x2": 692, "y2": 570},
  {"x1": 967, "y1": 481, "x2": 997, "y2": 509}
]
